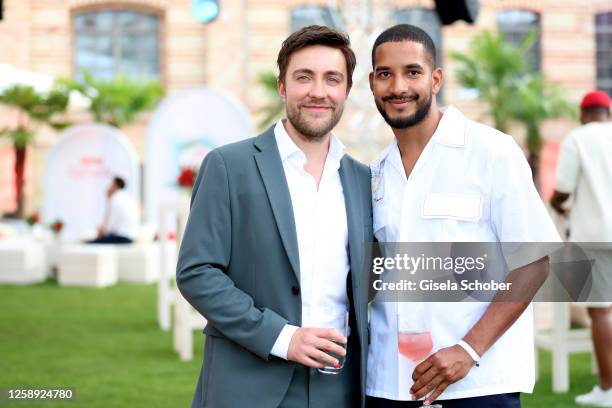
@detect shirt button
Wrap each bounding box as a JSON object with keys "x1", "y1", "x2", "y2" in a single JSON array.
[{"x1": 291, "y1": 286, "x2": 300, "y2": 295}]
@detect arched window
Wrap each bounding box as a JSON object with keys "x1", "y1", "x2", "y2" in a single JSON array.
[
  {"x1": 394, "y1": 7, "x2": 443, "y2": 102},
  {"x1": 596, "y1": 12, "x2": 612, "y2": 97},
  {"x1": 290, "y1": 5, "x2": 344, "y2": 33},
  {"x1": 496, "y1": 9, "x2": 541, "y2": 72},
  {"x1": 74, "y1": 10, "x2": 160, "y2": 80}
]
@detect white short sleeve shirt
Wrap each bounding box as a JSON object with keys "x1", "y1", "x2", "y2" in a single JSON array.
[
  {"x1": 555, "y1": 121, "x2": 612, "y2": 242},
  {"x1": 367, "y1": 106, "x2": 561, "y2": 401}
]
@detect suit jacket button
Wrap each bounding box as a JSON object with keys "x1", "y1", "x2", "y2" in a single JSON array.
[{"x1": 291, "y1": 286, "x2": 300, "y2": 295}]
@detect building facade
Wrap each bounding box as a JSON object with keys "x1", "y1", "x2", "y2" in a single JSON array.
[{"x1": 0, "y1": 0, "x2": 610, "y2": 214}]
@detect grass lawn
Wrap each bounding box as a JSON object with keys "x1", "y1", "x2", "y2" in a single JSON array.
[
  {"x1": 0, "y1": 280, "x2": 601, "y2": 407},
  {"x1": 524, "y1": 349, "x2": 599, "y2": 408},
  {"x1": 0, "y1": 279, "x2": 202, "y2": 408}
]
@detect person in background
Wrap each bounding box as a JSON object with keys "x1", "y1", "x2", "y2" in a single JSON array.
[
  {"x1": 551, "y1": 90, "x2": 612, "y2": 407},
  {"x1": 88, "y1": 176, "x2": 138, "y2": 244}
]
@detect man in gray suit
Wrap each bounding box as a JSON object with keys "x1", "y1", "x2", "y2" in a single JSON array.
[{"x1": 177, "y1": 25, "x2": 372, "y2": 408}]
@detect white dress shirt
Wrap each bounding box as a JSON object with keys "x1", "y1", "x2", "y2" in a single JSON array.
[
  {"x1": 104, "y1": 189, "x2": 139, "y2": 240},
  {"x1": 556, "y1": 121, "x2": 612, "y2": 242},
  {"x1": 367, "y1": 106, "x2": 561, "y2": 400},
  {"x1": 270, "y1": 119, "x2": 350, "y2": 359}
]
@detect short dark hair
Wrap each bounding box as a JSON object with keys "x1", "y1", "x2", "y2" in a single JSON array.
[
  {"x1": 113, "y1": 176, "x2": 126, "y2": 189},
  {"x1": 371, "y1": 24, "x2": 437, "y2": 69},
  {"x1": 277, "y1": 25, "x2": 356, "y2": 88}
]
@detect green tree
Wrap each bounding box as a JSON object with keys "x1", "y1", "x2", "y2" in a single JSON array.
[
  {"x1": 256, "y1": 71, "x2": 284, "y2": 130},
  {"x1": 506, "y1": 75, "x2": 574, "y2": 183},
  {"x1": 0, "y1": 84, "x2": 70, "y2": 218},
  {"x1": 62, "y1": 70, "x2": 164, "y2": 127},
  {"x1": 452, "y1": 31, "x2": 574, "y2": 185},
  {"x1": 451, "y1": 31, "x2": 531, "y2": 133}
]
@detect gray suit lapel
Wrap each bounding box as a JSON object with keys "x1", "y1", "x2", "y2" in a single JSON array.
[
  {"x1": 339, "y1": 157, "x2": 363, "y2": 292},
  {"x1": 254, "y1": 127, "x2": 300, "y2": 282}
]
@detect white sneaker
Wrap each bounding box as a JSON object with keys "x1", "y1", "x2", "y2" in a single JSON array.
[{"x1": 576, "y1": 385, "x2": 612, "y2": 407}]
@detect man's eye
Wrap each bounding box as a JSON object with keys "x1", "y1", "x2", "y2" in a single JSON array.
[
  {"x1": 297, "y1": 75, "x2": 310, "y2": 81},
  {"x1": 378, "y1": 72, "x2": 390, "y2": 79},
  {"x1": 407, "y1": 71, "x2": 420, "y2": 77},
  {"x1": 327, "y1": 77, "x2": 340, "y2": 84}
]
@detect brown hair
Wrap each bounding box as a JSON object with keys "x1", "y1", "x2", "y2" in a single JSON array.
[{"x1": 277, "y1": 25, "x2": 356, "y2": 89}]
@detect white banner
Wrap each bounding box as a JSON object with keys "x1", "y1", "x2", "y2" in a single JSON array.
[
  {"x1": 42, "y1": 124, "x2": 141, "y2": 242},
  {"x1": 144, "y1": 87, "x2": 252, "y2": 229}
]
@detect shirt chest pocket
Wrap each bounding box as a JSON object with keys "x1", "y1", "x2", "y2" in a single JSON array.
[
  {"x1": 421, "y1": 193, "x2": 484, "y2": 240},
  {"x1": 421, "y1": 193, "x2": 483, "y2": 221}
]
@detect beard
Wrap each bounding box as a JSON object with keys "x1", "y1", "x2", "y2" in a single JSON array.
[
  {"x1": 286, "y1": 100, "x2": 344, "y2": 141},
  {"x1": 375, "y1": 92, "x2": 433, "y2": 129}
]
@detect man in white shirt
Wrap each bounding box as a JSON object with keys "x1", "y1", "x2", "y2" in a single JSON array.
[
  {"x1": 89, "y1": 176, "x2": 138, "y2": 244},
  {"x1": 365, "y1": 25, "x2": 561, "y2": 407},
  {"x1": 551, "y1": 90, "x2": 612, "y2": 407},
  {"x1": 177, "y1": 26, "x2": 372, "y2": 408}
]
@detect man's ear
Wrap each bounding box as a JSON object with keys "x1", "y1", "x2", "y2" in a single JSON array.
[
  {"x1": 432, "y1": 67, "x2": 443, "y2": 95},
  {"x1": 369, "y1": 72, "x2": 374, "y2": 92},
  {"x1": 277, "y1": 78, "x2": 286, "y2": 102}
]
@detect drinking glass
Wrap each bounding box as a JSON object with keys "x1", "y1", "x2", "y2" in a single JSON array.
[
  {"x1": 397, "y1": 310, "x2": 433, "y2": 363},
  {"x1": 397, "y1": 308, "x2": 439, "y2": 407},
  {"x1": 317, "y1": 310, "x2": 349, "y2": 375}
]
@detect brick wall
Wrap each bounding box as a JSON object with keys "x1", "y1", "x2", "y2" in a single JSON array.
[{"x1": 0, "y1": 0, "x2": 609, "y2": 213}]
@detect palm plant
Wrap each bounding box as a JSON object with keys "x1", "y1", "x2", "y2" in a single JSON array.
[
  {"x1": 61, "y1": 70, "x2": 164, "y2": 128},
  {"x1": 506, "y1": 75, "x2": 575, "y2": 182},
  {"x1": 0, "y1": 84, "x2": 71, "y2": 218},
  {"x1": 451, "y1": 31, "x2": 532, "y2": 133},
  {"x1": 452, "y1": 31, "x2": 574, "y2": 185}
]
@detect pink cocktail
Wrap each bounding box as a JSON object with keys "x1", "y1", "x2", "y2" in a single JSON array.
[{"x1": 398, "y1": 331, "x2": 433, "y2": 362}]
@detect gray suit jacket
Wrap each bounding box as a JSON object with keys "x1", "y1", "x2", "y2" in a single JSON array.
[{"x1": 176, "y1": 126, "x2": 372, "y2": 408}]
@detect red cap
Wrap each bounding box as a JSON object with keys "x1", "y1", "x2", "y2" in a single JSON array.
[{"x1": 580, "y1": 90, "x2": 611, "y2": 110}]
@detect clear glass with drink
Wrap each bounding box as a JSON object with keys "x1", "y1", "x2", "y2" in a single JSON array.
[
  {"x1": 317, "y1": 310, "x2": 349, "y2": 375},
  {"x1": 397, "y1": 306, "x2": 440, "y2": 407},
  {"x1": 397, "y1": 310, "x2": 433, "y2": 363}
]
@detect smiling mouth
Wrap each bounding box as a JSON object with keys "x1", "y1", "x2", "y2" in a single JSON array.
[
  {"x1": 385, "y1": 97, "x2": 417, "y2": 108},
  {"x1": 387, "y1": 97, "x2": 416, "y2": 103},
  {"x1": 302, "y1": 105, "x2": 332, "y2": 112}
]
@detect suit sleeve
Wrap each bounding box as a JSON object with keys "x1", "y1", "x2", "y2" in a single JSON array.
[{"x1": 176, "y1": 150, "x2": 288, "y2": 360}]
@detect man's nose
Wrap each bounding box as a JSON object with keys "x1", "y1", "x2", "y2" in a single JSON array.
[
  {"x1": 389, "y1": 75, "x2": 407, "y2": 96},
  {"x1": 308, "y1": 78, "x2": 326, "y2": 99}
]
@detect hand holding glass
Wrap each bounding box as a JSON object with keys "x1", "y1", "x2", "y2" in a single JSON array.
[
  {"x1": 318, "y1": 311, "x2": 349, "y2": 375},
  {"x1": 397, "y1": 310, "x2": 438, "y2": 407}
]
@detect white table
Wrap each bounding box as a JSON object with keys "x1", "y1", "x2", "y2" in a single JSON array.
[
  {"x1": 117, "y1": 242, "x2": 161, "y2": 284},
  {"x1": 57, "y1": 244, "x2": 118, "y2": 287},
  {"x1": 0, "y1": 239, "x2": 47, "y2": 284}
]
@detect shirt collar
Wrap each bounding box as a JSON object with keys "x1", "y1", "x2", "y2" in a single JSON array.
[
  {"x1": 434, "y1": 105, "x2": 468, "y2": 148},
  {"x1": 273, "y1": 119, "x2": 346, "y2": 165},
  {"x1": 372, "y1": 104, "x2": 468, "y2": 167},
  {"x1": 274, "y1": 119, "x2": 302, "y2": 162},
  {"x1": 327, "y1": 129, "x2": 346, "y2": 163}
]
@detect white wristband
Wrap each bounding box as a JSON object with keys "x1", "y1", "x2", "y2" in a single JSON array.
[{"x1": 457, "y1": 340, "x2": 480, "y2": 366}]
